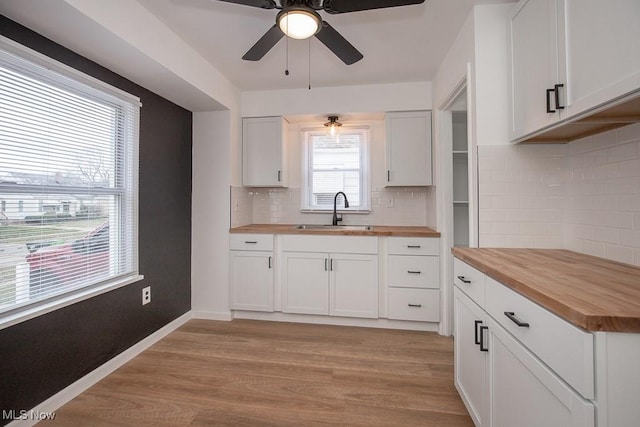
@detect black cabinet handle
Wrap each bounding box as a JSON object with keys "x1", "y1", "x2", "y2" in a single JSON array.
[
  {"x1": 408, "y1": 303, "x2": 422, "y2": 308},
  {"x1": 457, "y1": 275, "x2": 471, "y2": 284},
  {"x1": 546, "y1": 88, "x2": 555, "y2": 113},
  {"x1": 479, "y1": 326, "x2": 488, "y2": 352},
  {"x1": 330, "y1": 259, "x2": 334, "y2": 271},
  {"x1": 504, "y1": 311, "x2": 530, "y2": 327},
  {"x1": 268, "y1": 256, "x2": 272, "y2": 269},
  {"x1": 407, "y1": 245, "x2": 421, "y2": 249},
  {"x1": 407, "y1": 270, "x2": 421, "y2": 274},
  {"x1": 554, "y1": 84, "x2": 565, "y2": 109},
  {"x1": 324, "y1": 258, "x2": 328, "y2": 271},
  {"x1": 277, "y1": 170, "x2": 281, "y2": 182},
  {"x1": 474, "y1": 320, "x2": 483, "y2": 345},
  {"x1": 244, "y1": 241, "x2": 258, "y2": 244},
  {"x1": 387, "y1": 170, "x2": 391, "y2": 182}
]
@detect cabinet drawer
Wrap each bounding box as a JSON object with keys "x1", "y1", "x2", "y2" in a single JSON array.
[
  {"x1": 229, "y1": 234, "x2": 274, "y2": 251},
  {"x1": 388, "y1": 237, "x2": 439, "y2": 255},
  {"x1": 388, "y1": 288, "x2": 439, "y2": 322},
  {"x1": 485, "y1": 277, "x2": 594, "y2": 399},
  {"x1": 453, "y1": 258, "x2": 486, "y2": 308},
  {"x1": 388, "y1": 255, "x2": 439, "y2": 289}
]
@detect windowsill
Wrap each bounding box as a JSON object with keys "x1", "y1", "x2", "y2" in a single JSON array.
[
  {"x1": 0, "y1": 274, "x2": 144, "y2": 331},
  {"x1": 300, "y1": 209, "x2": 371, "y2": 214}
]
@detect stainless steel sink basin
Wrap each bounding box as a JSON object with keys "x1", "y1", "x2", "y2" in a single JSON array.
[{"x1": 295, "y1": 224, "x2": 374, "y2": 231}]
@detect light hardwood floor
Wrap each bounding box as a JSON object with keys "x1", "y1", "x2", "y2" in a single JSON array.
[{"x1": 41, "y1": 319, "x2": 473, "y2": 426}]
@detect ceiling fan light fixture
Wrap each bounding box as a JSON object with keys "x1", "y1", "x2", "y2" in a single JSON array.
[{"x1": 277, "y1": 7, "x2": 321, "y2": 40}]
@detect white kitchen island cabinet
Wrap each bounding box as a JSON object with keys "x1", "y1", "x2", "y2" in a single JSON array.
[
  {"x1": 453, "y1": 248, "x2": 640, "y2": 427},
  {"x1": 384, "y1": 110, "x2": 432, "y2": 186},
  {"x1": 242, "y1": 116, "x2": 288, "y2": 187}
]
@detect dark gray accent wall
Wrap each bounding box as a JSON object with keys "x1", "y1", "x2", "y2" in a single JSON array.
[{"x1": 0, "y1": 15, "x2": 192, "y2": 419}]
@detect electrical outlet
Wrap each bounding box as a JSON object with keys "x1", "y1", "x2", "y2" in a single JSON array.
[
  {"x1": 142, "y1": 286, "x2": 151, "y2": 305},
  {"x1": 386, "y1": 196, "x2": 394, "y2": 208}
]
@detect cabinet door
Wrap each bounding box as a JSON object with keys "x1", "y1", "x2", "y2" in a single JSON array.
[
  {"x1": 563, "y1": 0, "x2": 640, "y2": 116},
  {"x1": 282, "y1": 252, "x2": 329, "y2": 315},
  {"x1": 509, "y1": 0, "x2": 564, "y2": 140},
  {"x1": 229, "y1": 251, "x2": 274, "y2": 311},
  {"x1": 329, "y1": 254, "x2": 378, "y2": 318},
  {"x1": 242, "y1": 117, "x2": 287, "y2": 187},
  {"x1": 385, "y1": 111, "x2": 432, "y2": 186},
  {"x1": 454, "y1": 287, "x2": 488, "y2": 427},
  {"x1": 488, "y1": 319, "x2": 595, "y2": 427}
]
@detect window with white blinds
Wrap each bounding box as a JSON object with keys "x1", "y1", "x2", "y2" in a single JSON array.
[
  {"x1": 0, "y1": 37, "x2": 140, "y2": 316},
  {"x1": 302, "y1": 129, "x2": 369, "y2": 211}
]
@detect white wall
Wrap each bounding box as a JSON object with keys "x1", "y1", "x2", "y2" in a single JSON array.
[
  {"x1": 191, "y1": 111, "x2": 235, "y2": 319},
  {"x1": 241, "y1": 82, "x2": 432, "y2": 117}
]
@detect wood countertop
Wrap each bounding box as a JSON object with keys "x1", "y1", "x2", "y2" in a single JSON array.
[
  {"x1": 452, "y1": 248, "x2": 640, "y2": 333},
  {"x1": 230, "y1": 224, "x2": 440, "y2": 237}
]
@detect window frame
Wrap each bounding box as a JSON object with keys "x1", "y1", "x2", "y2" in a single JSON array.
[
  {"x1": 301, "y1": 126, "x2": 371, "y2": 213},
  {"x1": 0, "y1": 36, "x2": 143, "y2": 330}
]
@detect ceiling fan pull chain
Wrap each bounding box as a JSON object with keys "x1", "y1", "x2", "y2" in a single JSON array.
[
  {"x1": 285, "y1": 28, "x2": 289, "y2": 76},
  {"x1": 308, "y1": 37, "x2": 311, "y2": 90}
]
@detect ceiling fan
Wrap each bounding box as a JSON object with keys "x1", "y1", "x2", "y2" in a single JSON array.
[{"x1": 216, "y1": 0, "x2": 426, "y2": 65}]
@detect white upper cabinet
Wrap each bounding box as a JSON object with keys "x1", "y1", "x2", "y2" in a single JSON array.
[
  {"x1": 509, "y1": 0, "x2": 564, "y2": 140},
  {"x1": 242, "y1": 117, "x2": 288, "y2": 187},
  {"x1": 385, "y1": 111, "x2": 432, "y2": 186},
  {"x1": 509, "y1": 0, "x2": 640, "y2": 142},
  {"x1": 562, "y1": 0, "x2": 640, "y2": 116}
]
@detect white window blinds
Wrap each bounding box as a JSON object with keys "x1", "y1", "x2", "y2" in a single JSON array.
[
  {"x1": 0, "y1": 37, "x2": 140, "y2": 314},
  {"x1": 303, "y1": 129, "x2": 369, "y2": 211}
]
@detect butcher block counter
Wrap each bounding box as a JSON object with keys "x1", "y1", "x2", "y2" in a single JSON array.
[
  {"x1": 452, "y1": 248, "x2": 640, "y2": 333},
  {"x1": 230, "y1": 223, "x2": 440, "y2": 237}
]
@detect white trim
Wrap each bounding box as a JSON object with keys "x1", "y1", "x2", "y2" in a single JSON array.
[
  {"x1": 232, "y1": 310, "x2": 439, "y2": 332},
  {"x1": 191, "y1": 310, "x2": 233, "y2": 321},
  {"x1": 6, "y1": 311, "x2": 191, "y2": 427},
  {"x1": 0, "y1": 275, "x2": 144, "y2": 331}
]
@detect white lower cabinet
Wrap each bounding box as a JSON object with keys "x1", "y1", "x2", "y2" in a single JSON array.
[
  {"x1": 454, "y1": 287, "x2": 488, "y2": 427},
  {"x1": 229, "y1": 250, "x2": 274, "y2": 312},
  {"x1": 281, "y1": 236, "x2": 379, "y2": 319},
  {"x1": 282, "y1": 252, "x2": 329, "y2": 315},
  {"x1": 454, "y1": 258, "x2": 594, "y2": 427},
  {"x1": 488, "y1": 319, "x2": 594, "y2": 427}
]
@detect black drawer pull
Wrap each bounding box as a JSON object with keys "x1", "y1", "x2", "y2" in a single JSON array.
[
  {"x1": 474, "y1": 320, "x2": 483, "y2": 345},
  {"x1": 546, "y1": 88, "x2": 555, "y2": 113},
  {"x1": 504, "y1": 311, "x2": 530, "y2": 327},
  {"x1": 408, "y1": 303, "x2": 422, "y2": 308},
  {"x1": 457, "y1": 275, "x2": 471, "y2": 284},
  {"x1": 479, "y1": 326, "x2": 488, "y2": 352},
  {"x1": 554, "y1": 84, "x2": 565, "y2": 109},
  {"x1": 244, "y1": 241, "x2": 258, "y2": 244},
  {"x1": 407, "y1": 270, "x2": 421, "y2": 274},
  {"x1": 407, "y1": 245, "x2": 421, "y2": 249}
]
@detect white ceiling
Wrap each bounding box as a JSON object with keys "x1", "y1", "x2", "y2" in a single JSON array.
[
  {"x1": 0, "y1": 0, "x2": 514, "y2": 109},
  {"x1": 136, "y1": 0, "x2": 513, "y2": 91}
]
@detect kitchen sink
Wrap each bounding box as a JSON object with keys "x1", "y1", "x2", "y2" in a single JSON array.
[{"x1": 295, "y1": 224, "x2": 374, "y2": 231}]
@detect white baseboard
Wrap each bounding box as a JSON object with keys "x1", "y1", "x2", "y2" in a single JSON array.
[
  {"x1": 232, "y1": 311, "x2": 439, "y2": 332},
  {"x1": 191, "y1": 310, "x2": 232, "y2": 321},
  {"x1": 7, "y1": 311, "x2": 192, "y2": 427}
]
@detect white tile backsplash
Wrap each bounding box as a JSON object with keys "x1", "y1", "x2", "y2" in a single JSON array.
[
  {"x1": 231, "y1": 185, "x2": 431, "y2": 227},
  {"x1": 479, "y1": 122, "x2": 640, "y2": 266}
]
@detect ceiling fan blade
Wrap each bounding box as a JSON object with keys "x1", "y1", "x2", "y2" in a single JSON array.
[
  {"x1": 315, "y1": 21, "x2": 363, "y2": 65},
  {"x1": 215, "y1": 0, "x2": 277, "y2": 9},
  {"x1": 242, "y1": 25, "x2": 285, "y2": 61},
  {"x1": 323, "y1": 0, "x2": 425, "y2": 14}
]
